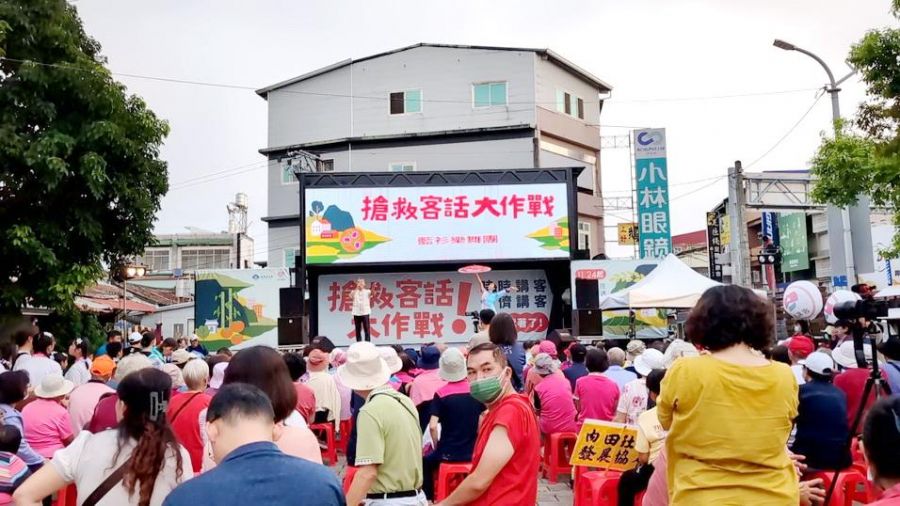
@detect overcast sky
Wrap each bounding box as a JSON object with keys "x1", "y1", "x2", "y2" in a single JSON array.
[{"x1": 75, "y1": 0, "x2": 895, "y2": 260}]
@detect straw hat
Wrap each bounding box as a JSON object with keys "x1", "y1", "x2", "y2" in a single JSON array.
[
  {"x1": 171, "y1": 349, "x2": 192, "y2": 366},
  {"x1": 533, "y1": 353, "x2": 558, "y2": 376},
  {"x1": 337, "y1": 342, "x2": 391, "y2": 391},
  {"x1": 35, "y1": 373, "x2": 75, "y2": 399},
  {"x1": 439, "y1": 348, "x2": 467, "y2": 382},
  {"x1": 378, "y1": 347, "x2": 402, "y2": 374}
]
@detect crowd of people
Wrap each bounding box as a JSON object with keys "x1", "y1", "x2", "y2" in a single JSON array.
[{"x1": 0, "y1": 283, "x2": 897, "y2": 505}]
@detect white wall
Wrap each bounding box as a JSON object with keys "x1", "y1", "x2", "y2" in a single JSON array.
[
  {"x1": 140, "y1": 304, "x2": 195, "y2": 340},
  {"x1": 534, "y1": 57, "x2": 601, "y2": 125}
]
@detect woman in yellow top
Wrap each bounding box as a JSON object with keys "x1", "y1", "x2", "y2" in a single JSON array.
[{"x1": 656, "y1": 285, "x2": 799, "y2": 505}]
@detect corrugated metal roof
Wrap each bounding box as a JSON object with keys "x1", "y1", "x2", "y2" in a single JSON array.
[{"x1": 256, "y1": 43, "x2": 612, "y2": 97}]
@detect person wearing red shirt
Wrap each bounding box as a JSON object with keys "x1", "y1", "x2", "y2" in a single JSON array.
[
  {"x1": 283, "y1": 353, "x2": 316, "y2": 424},
  {"x1": 436, "y1": 343, "x2": 540, "y2": 506},
  {"x1": 862, "y1": 396, "x2": 900, "y2": 505},
  {"x1": 167, "y1": 358, "x2": 213, "y2": 473},
  {"x1": 832, "y1": 341, "x2": 889, "y2": 432}
]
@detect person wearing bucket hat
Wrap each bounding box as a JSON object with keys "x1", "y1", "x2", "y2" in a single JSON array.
[
  {"x1": 792, "y1": 351, "x2": 852, "y2": 471},
  {"x1": 306, "y1": 346, "x2": 341, "y2": 429},
  {"x1": 340, "y1": 342, "x2": 426, "y2": 506},
  {"x1": 409, "y1": 346, "x2": 447, "y2": 430},
  {"x1": 532, "y1": 353, "x2": 578, "y2": 435},
  {"x1": 206, "y1": 362, "x2": 228, "y2": 396},
  {"x1": 833, "y1": 340, "x2": 888, "y2": 430},
  {"x1": 420, "y1": 347, "x2": 485, "y2": 500},
  {"x1": 22, "y1": 373, "x2": 75, "y2": 458},
  {"x1": 524, "y1": 341, "x2": 561, "y2": 396},
  {"x1": 625, "y1": 340, "x2": 646, "y2": 374},
  {"x1": 614, "y1": 348, "x2": 664, "y2": 426}
]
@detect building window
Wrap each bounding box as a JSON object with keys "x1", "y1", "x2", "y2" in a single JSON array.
[
  {"x1": 281, "y1": 161, "x2": 296, "y2": 184},
  {"x1": 320, "y1": 159, "x2": 334, "y2": 172},
  {"x1": 389, "y1": 162, "x2": 416, "y2": 172},
  {"x1": 283, "y1": 248, "x2": 299, "y2": 268},
  {"x1": 138, "y1": 249, "x2": 170, "y2": 272},
  {"x1": 578, "y1": 221, "x2": 591, "y2": 251},
  {"x1": 389, "y1": 89, "x2": 422, "y2": 115},
  {"x1": 473, "y1": 82, "x2": 507, "y2": 107},
  {"x1": 181, "y1": 248, "x2": 231, "y2": 271},
  {"x1": 556, "y1": 89, "x2": 584, "y2": 119},
  {"x1": 173, "y1": 323, "x2": 184, "y2": 339}
]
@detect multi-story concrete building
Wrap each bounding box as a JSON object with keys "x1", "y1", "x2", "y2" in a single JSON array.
[{"x1": 256, "y1": 43, "x2": 612, "y2": 268}]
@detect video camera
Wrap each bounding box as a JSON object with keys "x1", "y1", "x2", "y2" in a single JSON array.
[{"x1": 833, "y1": 299, "x2": 889, "y2": 322}]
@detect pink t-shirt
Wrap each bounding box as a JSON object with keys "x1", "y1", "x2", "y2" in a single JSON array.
[
  {"x1": 533, "y1": 373, "x2": 579, "y2": 434},
  {"x1": 642, "y1": 445, "x2": 669, "y2": 506},
  {"x1": 574, "y1": 373, "x2": 620, "y2": 423},
  {"x1": 68, "y1": 381, "x2": 115, "y2": 435},
  {"x1": 409, "y1": 369, "x2": 447, "y2": 406},
  {"x1": 22, "y1": 399, "x2": 73, "y2": 458}
]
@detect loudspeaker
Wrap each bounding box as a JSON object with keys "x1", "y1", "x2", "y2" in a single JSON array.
[
  {"x1": 280, "y1": 287, "x2": 302, "y2": 317},
  {"x1": 577, "y1": 309, "x2": 603, "y2": 336},
  {"x1": 574, "y1": 278, "x2": 599, "y2": 309},
  {"x1": 278, "y1": 317, "x2": 306, "y2": 346}
]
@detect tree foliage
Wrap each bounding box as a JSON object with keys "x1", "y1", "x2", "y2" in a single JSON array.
[
  {"x1": 811, "y1": 1, "x2": 900, "y2": 258},
  {"x1": 0, "y1": 0, "x2": 169, "y2": 314}
]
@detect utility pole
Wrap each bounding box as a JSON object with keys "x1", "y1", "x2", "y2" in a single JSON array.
[{"x1": 727, "y1": 161, "x2": 751, "y2": 286}]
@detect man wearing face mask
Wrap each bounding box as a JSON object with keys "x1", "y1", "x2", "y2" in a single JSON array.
[{"x1": 436, "y1": 343, "x2": 540, "y2": 506}]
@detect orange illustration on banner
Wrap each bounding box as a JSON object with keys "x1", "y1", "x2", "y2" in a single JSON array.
[{"x1": 570, "y1": 419, "x2": 639, "y2": 471}]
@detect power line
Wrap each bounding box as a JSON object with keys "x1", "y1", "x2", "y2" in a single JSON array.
[
  {"x1": 0, "y1": 56, "x2": 826, "y2": 107},
  {"x1": 744, "y1": 91, "x2": 825, "y2": 169},
  {"x1": 669, "y1": 176, "x2": 727, "y2": 202}
]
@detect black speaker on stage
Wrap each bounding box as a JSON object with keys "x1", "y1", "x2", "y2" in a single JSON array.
[
  {"x1": 280, "y1": 287, "x2": 302, "y2": 317},
  {"x1": 278, "y1": 317, "x2": 306, "y2": 346},
  {"x1": 577, "y1": 309, "x2": 603, "y2": 336}
]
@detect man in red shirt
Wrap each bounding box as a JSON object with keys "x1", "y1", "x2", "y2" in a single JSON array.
[
  {"x1": 436, "y1": 343, "x2": 539, "y2": 506},
  {"x1": 833, "y1": 340, "x2": 889, "y2": 432}
]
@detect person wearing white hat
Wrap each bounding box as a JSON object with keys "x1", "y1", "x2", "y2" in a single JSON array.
[
  {"x1": 206, "y1": 362, "x2": 228, "y2": 396},
  {"x1": 21, "y1": 373, "x2": 75, "y2": 459},
  {"x1": 340, "y1": 342, "x2": 425, "y2": 506},
  {"x1": 614, "y1": 348, "x2": 665, "y2": 426},
  {"x1": 833, "y1": 340, "x2": 887, "y2": 433},
  {"x1": 422, "y1": 348, "x2": 484, "y2": 500},
  {"x1": 791, "y1": 351, "x2": 852, "y2": 471}
]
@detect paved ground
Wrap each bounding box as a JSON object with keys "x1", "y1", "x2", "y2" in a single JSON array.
[{"x1": 333, "y1": 457, "x2": 574, "y2": 505}]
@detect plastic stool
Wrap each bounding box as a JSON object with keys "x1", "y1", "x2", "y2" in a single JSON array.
[
  {"x1": 541, "y1": 432, "x2": 578, "y2": 484},
  {"x1": 435, "y1": 462, "x2": 472, "y2": 501},
  {"x1": 634, "y1": 490, "x2": 646, "y2": 506},
  {"x1": 575, "y1": 470, "x2": 621, "y2": 506},
  {"x1": 310, "y1": 422, "x2": 337, "y2": 466},
  {"x1": 54, "y1": 484, "x2": 77, "y2": 506},
  {"x1": 807, "y1": 469, "x2": 874, "y2": 506},
  {"x1": 342, "y1": 466, "x2": 358, "y2": 495}
]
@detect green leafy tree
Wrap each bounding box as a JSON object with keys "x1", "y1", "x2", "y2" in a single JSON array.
[
  {"x1": 0, "y1": 0, "x2": 169, "y2": 314},
  {"x1": 811, "y1": 0, "x2": 900, "y2": 258}
]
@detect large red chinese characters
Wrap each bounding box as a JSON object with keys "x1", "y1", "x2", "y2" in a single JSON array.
[{"x1": 361, "y1": 194, "x2": 555, "y2": 221}]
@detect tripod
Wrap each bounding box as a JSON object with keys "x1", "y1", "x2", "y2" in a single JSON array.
[{"x1": 822, "y1": 324, "x2": 892, "y2": 505}]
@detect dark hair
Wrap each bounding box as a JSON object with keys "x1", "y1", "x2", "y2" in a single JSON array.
[
  {"x1": 485, "y1": 280, "x2": 496, "y2": 291},
  {"x1": 488, "y1": 313, "x2": 518, "y2": 346},
  {"x1": 0, "y1": 425, "x2": 22, "y2": 454},
  {"x1": 71, "y1": 338, "x2": 90, "y2": 358},
  {"x1": 160, "y1": 338, "x2": 177, "y2": 350},
  {"x1": 207, "y1": 354, "x2": 229, "y2": 377},
  {"x1": 685, "y1": 285, "x2": 774, "y2": 351},
  {"x1": 216, "y1": 347, "x2": 233, "y2": 357},
  {"x1": 467, "y1": 342, "x2": 508, "y2": 368},
  {"x1": 115, "y1": 368, "x2": 183, "y2": 506},
  {"x1": 52, "y1": 352, "x2": 68, "y2": 368},
  {"x1": 390, "y1": 345, "x2": 405, "y2": 355},
  {"x1": 0, "y1": 341, "x2": 13, "y2": 363},
  {"x1": 646, "y1": 368, "x2": 666, "y2": 396},
  {"x1": 140, "y1": 333, "x2": 155, "y2": 348},
  {"x1": 570, "y1": 344, "x2": 587, "y2": 363},
  {"x1": 12, "y1": 325, "x2": 34, "y2": 347},
  {"x1": 585, "y1": 348, "x2": 609, "y2": 373},
  {"x1": 0, "y1": 371, "x2": 29, "y2": 405},
  {"x1": 833, "y1": 319, "x2": 852, "y2": 330},
  {"x1": 768, "y1": 345, "x2": 791, "y2": 365},
  {"x1": 794, "y1": 320, "x2": 810, "y2": 335},
  {"x1": 283, "y1": 353, "x2": 306, "y2": 381},
  {"x1": 807, "y1": 370, "x2": 833, "y2": 383},
  {"x1": 223, "y1": 346, "x2": 297, "y2": 423},
  {"x1": 479, "y1": 309, "x2": 495, "y2": 326},
  {"x1": 398, "y1": 352, "x2": 415, "y2": 373},
  {"x1": 107, "y1": 330, "x2": 123, "y2": 342},
  {"x1": 863, "y1": 396, "x2": 900, "y2": 480},
  {"x1": 107, "y1": 341, "x2": 124, "y2": 359},
  {"x1": 34, "y1": 332, "x2": 54, "y2": 355},
  {"x1": 207, "y1": 383, "x2": 275, "y2": 425}
]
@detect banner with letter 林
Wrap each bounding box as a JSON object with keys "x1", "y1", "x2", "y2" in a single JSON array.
[{"x1": 634, "y1": 128, "x2": 672, "y2": 259}]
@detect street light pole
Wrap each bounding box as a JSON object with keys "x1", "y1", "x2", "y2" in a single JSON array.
[{"x1": 773, "y1": 39, "x2": 857, "y2": 285}]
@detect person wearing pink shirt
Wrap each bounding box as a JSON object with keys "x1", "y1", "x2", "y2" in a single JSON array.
[
  {"x1": 22, "y1": 374, "x2": 74, "y2": 459},
  {"x1": 574, "y1": 348, "x2": 620, "y2": 423},
  {"x1": 66, "y1": 356, "x2": 115, "y2": 435},
  {"x1": 409, "y1": 346, "x2": 447, "y2": 431},
  {"x1": 531, "y1": 354, "x2": 578, "y2": 435}
]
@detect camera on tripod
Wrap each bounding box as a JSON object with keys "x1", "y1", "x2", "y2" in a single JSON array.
[{"x1": 833, "y1": 298, "x2": 889, "y2": 322}]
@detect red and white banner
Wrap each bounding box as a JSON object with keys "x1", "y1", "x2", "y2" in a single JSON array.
[{"x1": 317, "y1": 269, "x2": 552, "y2": 345}]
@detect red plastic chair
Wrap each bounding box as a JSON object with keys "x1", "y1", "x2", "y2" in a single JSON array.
[
  {"x1": 541, "y1": 432, "x2": 578, "y2": 484},
  {"x1": 310, "y1": 422, "x2": 337, "y2": 466},
  {"x1": 634, "y1": 490, "x2": 646, "y2": 506},
  {"x1": 342, "y1": 466, "x2": 358, "y2": 495},
  {"x1": 434, "y1": 462, "x2": 472, "y2": 501},
  {"x1": 574, "y1": 470, "x2": 621, "y2": 506},
  {"x1": 336, "y1": 418, "x2": 353, "y2": 454},
  {"x1": 54, "y1": 484, "x2": 77, "y2": 506},
  {"x1": 807, "y1": 469, "x2": 875, "y2": 506}
]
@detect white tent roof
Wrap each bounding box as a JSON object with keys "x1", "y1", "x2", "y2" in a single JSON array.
[
  {"x1": 599, "y1": 254, "x2": 724, "y2": 309},
  {"x1": 875, "y1": 285, "x2": 900, "y2": 299}
]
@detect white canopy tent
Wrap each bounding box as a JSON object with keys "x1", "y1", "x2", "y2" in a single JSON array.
[
  {"x1": 599, "y1": 254, "x2": 747, "y2": 309},
  {"x1": 875, "y1": 285, "x2": 900, "y2": 299}
]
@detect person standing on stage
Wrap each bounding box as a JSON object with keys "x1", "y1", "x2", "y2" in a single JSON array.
[
  {"x1": 351, "y1": 278, "x2": 372, "y2": 342},
  {"x1": 476, "y1": 277, "x2": 518, "y2": 312}
]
